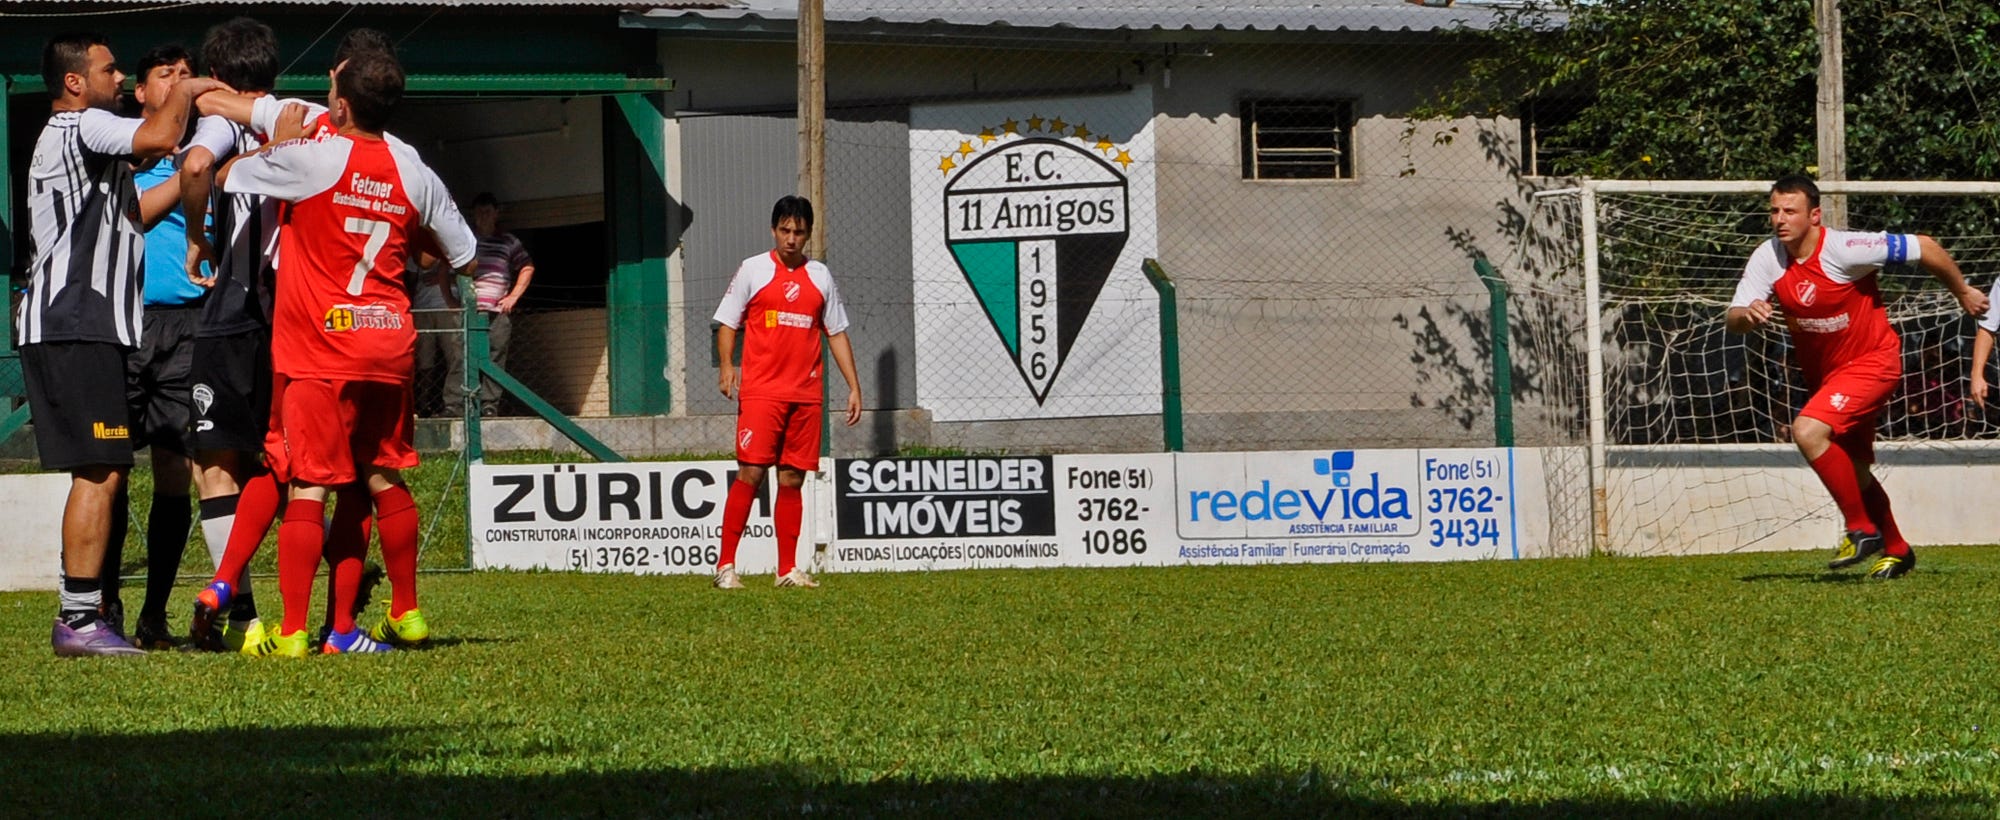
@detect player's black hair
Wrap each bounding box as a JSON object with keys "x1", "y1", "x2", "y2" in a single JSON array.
[
  {"x1": 334, "y1": 49, "x2": 404, "y2": 132},
  {"x1": 771, "y1": 195, "x2": 815, "y2": 230},
  {"x1": 471, "y1": 192, "x2": 500, "y2": 209},
  {"x1": 135, "y1": 43, "x2": 191, "y2": 81},
  {"x1": 42, "y1": 32, "x2": 109, "y2": 100},
  {"x1": 334, "y1": 28, "x2": 395, "y2": 64},
  {"x1": 1771, "y1": 174, "x2": 1821, "y2": 208},
  {"x1": 201, "y1": 17, "x2": 278, "y2": 93}
]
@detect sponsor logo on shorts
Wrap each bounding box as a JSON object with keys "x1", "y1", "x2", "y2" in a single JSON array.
[
  {"x1": 196, "y1": 420, "x2": 215, "y2": 432},
  {"x1": 1793, "y1": 280, "x2": 1817, "y2": 307},
  {"x1": 739, "y1": 429, "x2": 754, "y2": 450},
  {"x1": 1831, "y1": 392, "x2": 1850, "y2": 410},
  {"x1": 324, "y1": 304, "x2": 405, "y2": 333},
  {"x1": 192, "y1": 384, "x2": 214, "y2": 415},
  {"x1": 91, "y1": 421, "x2": 129, "y2": 440}
]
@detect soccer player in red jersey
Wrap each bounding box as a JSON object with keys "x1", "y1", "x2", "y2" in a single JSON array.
[
  {"x1": 1727, "y1": 176, "x2": 1988, "y2": 578},
  {"x1": 215, "y1": 49, "x2": 475, "y2": 655},
  {"x1": 711, "y1": 196, "x2": 862, "y2": 589}
]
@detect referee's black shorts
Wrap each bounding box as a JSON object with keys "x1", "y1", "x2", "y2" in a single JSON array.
[
  {"x1": 187, "y1": 329, "x2": 271, "y2": 455},
  {"x1": 126, "y1": 304, "x2": 200, "y2": 456},
  {"x1": 22, "y1": 341, "x2": 136, "y2": 471}
]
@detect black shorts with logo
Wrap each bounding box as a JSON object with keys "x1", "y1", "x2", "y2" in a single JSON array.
[
  {"x1": 22, "y1": 341, "x2": 136, "y2": 471},
  {"x1": 187, "y1": 329, "x2": 271, "y2": 454},
  {"x1": 126, "y1": 305, "x2": 201, "y2": 455}
]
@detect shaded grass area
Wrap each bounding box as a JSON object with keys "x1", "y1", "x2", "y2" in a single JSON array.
[{"x1": 5, "y1": 550, "x2": 2000, "y2": 816}]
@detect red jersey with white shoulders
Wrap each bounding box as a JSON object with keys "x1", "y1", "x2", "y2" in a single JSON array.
[
  {"x1": 713, "y1": 251, "x2": 851, "y2": 403},
  {"x1": 222, "y1": 133, "x2": 475, "y2": 383},
  {"x1": 1733, "y1": 228, "x2": 1917, "y2": 383}
]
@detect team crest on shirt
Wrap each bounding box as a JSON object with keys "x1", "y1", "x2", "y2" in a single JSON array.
[
  {"x1": 783, "y1": 281, "x2": 802, "y2": 302},
  {"x1": 1794, "y1": 280, "x2": 1818, "y2": 307},
  {"x1": 940, "y1": 135, "x2": 1131, "y2": 403}
]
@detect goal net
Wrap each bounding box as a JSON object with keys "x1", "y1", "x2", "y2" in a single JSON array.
[{"x1": 1542, "y1": 181, "x2": 2000, "y2": 555}]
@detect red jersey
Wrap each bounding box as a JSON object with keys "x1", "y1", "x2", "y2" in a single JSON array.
[
  {"x1": 1733, "y1": 228, "x2": 1918, "y2": 382},
  {"x1": 713, "y1": 250, "x2": 851, "y2": 403},
  {"x1": 222, "y1": 133, "x2": 475, "y2": 383}
]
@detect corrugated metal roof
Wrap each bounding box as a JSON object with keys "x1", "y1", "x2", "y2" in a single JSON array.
[
  {"x1": 634, "y1": 0, "x2": 1520, "y2": 33},
  {"x1": 0, "y1": 1, "x2": 713, "y2": 8}
]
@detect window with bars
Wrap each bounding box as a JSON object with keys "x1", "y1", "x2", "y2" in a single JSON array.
[
  {"x1": 1520, "y1": 96, "x2": 1589, "y2": 177},
  {"x1": 1240, "y1": 99, "x2": 1354, "y2": 180}
]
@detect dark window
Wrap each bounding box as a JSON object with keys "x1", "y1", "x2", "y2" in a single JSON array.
[
  {"x1": 1520, "y1": 96, "x2": 1589, "y2": 177},
  {"x1": 1241, "y1": 99, "x2": 1353, "y2": 180}
]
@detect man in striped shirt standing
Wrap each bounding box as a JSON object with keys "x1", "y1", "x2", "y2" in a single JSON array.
[{"x1": 24, "y1": 33, "x2": 224, "y2": 656}]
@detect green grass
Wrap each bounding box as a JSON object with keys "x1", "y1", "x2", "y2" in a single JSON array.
[{"x1": 6, "y1": 550, "x2": 2000, "y2": 816}]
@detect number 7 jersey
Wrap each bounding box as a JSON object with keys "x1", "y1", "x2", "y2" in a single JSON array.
[{"x1": 223, "y1": 133, "x2": 475, "y2": 383}]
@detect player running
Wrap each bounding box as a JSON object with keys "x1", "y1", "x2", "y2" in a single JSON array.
[
  {"x1": 1726, "y1": 175, "x2": 1988, "y2": 578},
  {"x1": 711, "y1": 196, "x2": 862, "y2": 589},
  {"x1": 215, "y1": 48, "x2": 475, "y2": 656}
]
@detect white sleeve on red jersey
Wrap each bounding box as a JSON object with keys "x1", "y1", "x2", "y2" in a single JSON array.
[
  {"x1": 1818, "y1": 228, "x2": 1921, "y2": 284},
  {"x1": 249, "y1": 96, "x2": 330, "y2": 140},
  {"x1": 1981, "y1": 279, "x2": 2000, "y2": 333},
  {"x1": 387, "y1": 141, "x2": 478, "y2": 269},
  {"x1": 186, "y1": 115, "x2": 237, "y2": 159},
  {"x1": 1731, "y1": 238, "x2": 1786, "y2": 308},
  {"x1": 806, "y1": 260, "x2": 851, "y2": 335},
  {"x1": 220, "y1": 137, "x2": 350, "y2": 202},
  {"x1": 712, "y1": 255, "x2": 768, "y2": 329},
  {"x1": 76, "y1": 108, "x2": 141, "y2": 156}
]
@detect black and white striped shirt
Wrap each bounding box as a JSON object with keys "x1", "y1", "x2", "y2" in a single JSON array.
[
  {"x1": 19, "y1": 108, "x2": 146, "y2": 347},
  {"x1": 199, "y1": 117, "x2": 279, "y2": 338}
]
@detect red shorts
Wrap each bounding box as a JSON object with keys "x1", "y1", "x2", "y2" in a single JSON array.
[
  {"x1": 265, "y1": 375, "x2": 417, "y2": 486},
  {"x1": 735, "y1": 398, "x2": 821, "y2": 472},
  {"x1": 1799, "y1": 364, "x2": 1898, "y2": 463}
]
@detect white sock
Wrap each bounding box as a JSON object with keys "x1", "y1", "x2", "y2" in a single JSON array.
[{"x1": 201, "y1": 514, "x2": 233, "y2": 568}]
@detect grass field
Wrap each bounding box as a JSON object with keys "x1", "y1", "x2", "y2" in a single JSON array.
[{"x1": 6, "y1": 547, "x2": 2000, "y2": 817}]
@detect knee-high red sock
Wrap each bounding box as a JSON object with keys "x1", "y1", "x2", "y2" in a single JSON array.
[
  {"x1": 1861, "y1": 481, "x2": 1909, "y2": 556},
  {"x1": 718, "y1": 479, "x2": 757, "y2": 569},
  {"x1": 325, "y1": 510, "x2": 366, "y2": 636},
  {"x1": 1807, "y1": 445, "x2": 1874, "y2": 534},
  {"x1": 277, "y1": 498, "x2": 327, "y2": 636},
  {"x1": 213, "y1": 471, "x2": 282, "y2": 588},
  {"x1": 373, "y1": 484, "x2": 420, "y2": 617},
  {"x1": 776, "y1": 484, "x2": 802, "y2": 576}
]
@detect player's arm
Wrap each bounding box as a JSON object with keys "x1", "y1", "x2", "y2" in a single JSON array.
[
  {"x1": 827, "y1": 331, "x2": 864, "y2": 426},
  {"x1": 715, "y1": 324, "x2": 740, "y2": 399},
  {"x1": 498, "y1": 241, "x2": 535, "y2": 314},
  {"x1": 1973, "y1": 327, "x2": 1995, "y2": 409},
  {"x1": 179, "y1": 117, "x2": 236, "y2": 286},
  {"x1": 711, "y1": 263, "x2": 755, "y2": 400},
  {"x1": 129, "y1": 77, "x2": 230, "y2": 160},
  {"x1": 1726, "y1": 244, "x2": 1781, "y2": 334},
  {"x1": 1913, "y1": 235, "x2": 1991, "y2": 317},
  {"x1": 1725, "y1": 302, "x2": 1775, "y2": 334},
  {"x1": 137, "y1": 169, "x2": 183, "y2": 228}
]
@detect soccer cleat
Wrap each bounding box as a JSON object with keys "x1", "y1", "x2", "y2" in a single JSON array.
[
  {"x1": 247, "y1": 628, "x2": 310, "y2": 659},
  {"x1": 132, "y1": 614, "x2": 177, "y2": 651},
  {"x1": 1828, "y1": 530, "x2": 1885, "y2": 570},
  {"x1": 713, "y1": 563, "x2": 745, "y2": 589},
  {"x1": 188, "y1": 581, "x2": 234, "y2": 648},
  {"x1": 368, "y1": 608, "x2": 431, "y2": 647},
  {"x1": 100, "y1": 599, "x2": 126, "y2": 640},
  {"x1": 775, "y1": 568, "x2": 819, "y2": 588},
  {"x1": 321, "y1": 628, "x2": 394, "y2": 655},
  {"x1": 223, "y1": 618, "x2": 266, "y2": 655},
  {"x1": 1868, "y1": 550, "x2": 1917, "y2": 580},
  {"x1": 51, "y1": 619, "x2": 145, "y2": 657}
]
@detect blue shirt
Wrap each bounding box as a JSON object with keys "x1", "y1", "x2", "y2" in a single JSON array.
[{"x1": 135, "y1": 156, "x2": 210, "y2": 306}]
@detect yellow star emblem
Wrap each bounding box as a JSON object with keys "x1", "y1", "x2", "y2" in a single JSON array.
[
  {"x1": 1095, "y1": 137, "x2": 1114, "y2": 154},
  {"x1": 938, "y1": 155, "x2": 957, "y2": 174},
  {"x1": 1027, "y1": 115, "x2": 1044, "y2": 132},
  {"x1": 1050, "y1": 117, "x2": 1069, "y2": 134},
  {"x1": 1001, "y1": 118, "x2": 1019, "y2": 135},
  {"x1": 957, "y1": 141, "x2": 976, "y2": 157},
  {"x1": 1072, "y1": 123, "x2": 1090, "y2": 140},
  {"x1": 1114, "y1": 149, "x2": 1133, "y2": 169},
  {"x1": 978, "y1": 128, "x2": 997, "y2": 145}
]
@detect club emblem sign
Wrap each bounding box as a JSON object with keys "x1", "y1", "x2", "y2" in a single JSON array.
[{"x1": 943, "y1": 139, "x2": 1129, "y2": 402}]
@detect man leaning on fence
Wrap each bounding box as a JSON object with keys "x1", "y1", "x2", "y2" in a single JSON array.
[{"x1": 443, "y1": 192, "x2": 535, "y2": 417}]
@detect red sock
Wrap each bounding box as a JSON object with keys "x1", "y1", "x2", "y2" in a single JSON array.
[
  {"x1": 325, "y1": 488, "x2": 373, "y2": 634},
  {"x1": 1861, "y1": 481, "x2": 1909, "y2": 556},
  {"x1": 1807, "y1": 445, "x2": 1874, "y2": 534},
  {"x1": 276, "y1": 498, "x2": 327, "y2": 636},
  {"x1": 374, "y1": 484, "x2": 420, "y2": 617},
  {"x1": 213, "y1": 471, "x2": 281, "y2": 587},
  {"x1": 776, "y1": 484, "x2": 802, "y2": 576},
  {"x1": 718, "y1": 479, "x2": 757, "y2": 569}
]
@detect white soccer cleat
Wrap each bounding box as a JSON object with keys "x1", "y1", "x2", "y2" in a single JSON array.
[
  {"x1": 774, "y1": 568, "x2": 819, "y2": 588},
  {"x1": 712, "y1": 563, "x2": 745, "y2": 589}
]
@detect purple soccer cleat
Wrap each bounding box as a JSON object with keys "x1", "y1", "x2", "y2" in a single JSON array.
[{"x1": 52, "y1": 619, "x2": 145, "y2": 657}]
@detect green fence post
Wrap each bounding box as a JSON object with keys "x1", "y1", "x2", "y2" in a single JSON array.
[
  {"x1": 462, "y1": 292, "x2": 486, "y2": 463},
  {"x1": 1141, "y1": 259, "x2": 1184, "y2": 452},
  {"x1": 1474, "y1": 256, "x2": 1515, "y2": 448}
]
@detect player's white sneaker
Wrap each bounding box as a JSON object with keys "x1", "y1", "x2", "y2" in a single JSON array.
[
  {"x1": 775, "y1": 568, "x2": 819, "y2": 588},
  {"x1": 712, "y1": 564, "x2": 745, "y2": 589}
]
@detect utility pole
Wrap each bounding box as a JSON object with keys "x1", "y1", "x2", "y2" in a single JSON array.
[
  {"x1": 798, "y1": 0, "x2": 828, "y2": 259},
  {"x1": 1815, "y1": 0, "x2": 1847, "y2": 225}
]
